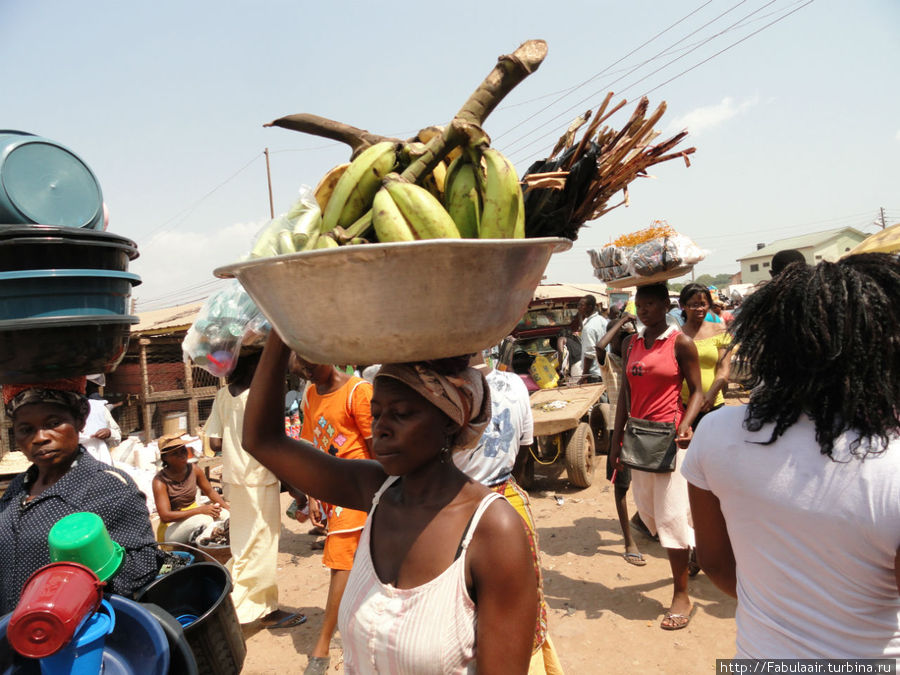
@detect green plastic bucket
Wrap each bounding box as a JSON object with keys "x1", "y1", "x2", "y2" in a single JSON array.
[
  {"x1": 48, "y1": 512, "x2": 125, "y2": 582},
  {"x1": 0, "y1": 131, "x2": 103, "y2": 230}
]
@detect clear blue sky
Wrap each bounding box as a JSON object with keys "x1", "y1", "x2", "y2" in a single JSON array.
[{"x1": 4, "y1": 0, "x2": 898, "y2": 310}]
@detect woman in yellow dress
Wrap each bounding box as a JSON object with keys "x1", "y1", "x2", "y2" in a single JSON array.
[{"x1": 678, "y1": 283, "x2": 732, "y2": 429}]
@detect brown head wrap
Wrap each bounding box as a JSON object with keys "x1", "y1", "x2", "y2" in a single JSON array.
[
  {"x1": 3, "y1": 377, "x2": 90, "y2": 420},
  {"x1": 375, "y1": 363, "x2": 491, "y2": 450}
]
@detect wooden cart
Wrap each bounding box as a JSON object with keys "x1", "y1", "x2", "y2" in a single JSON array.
[{"x1": 516, "y1": 382, "x2": 608, "y2": 489}]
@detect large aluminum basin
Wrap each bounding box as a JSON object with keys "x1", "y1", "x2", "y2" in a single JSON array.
[{"x1": 214, "y1": 237, "x2": 571, "y2": 365}]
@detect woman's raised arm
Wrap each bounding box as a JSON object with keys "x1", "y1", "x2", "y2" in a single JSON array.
[{"x1": 242, "y1": 331, "x2": 385, "y2": 512}]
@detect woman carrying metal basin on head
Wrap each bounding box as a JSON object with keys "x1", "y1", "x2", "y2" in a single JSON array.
[
  {"x1": 0, "y1": 377, "x2": 164, "y2": 614},
  {"x1": 243, "y1": 332, "x2": 538, "y2": 674}
]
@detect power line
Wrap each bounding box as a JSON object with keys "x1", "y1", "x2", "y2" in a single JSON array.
[
  {"x1": 493, "y1": 0, "x2": 717, "y2": 142},
  {"x1": 499, "y1": 0, "x2": 763, "y2": 155},
  {"x1": 137, "y1": 152, "x2": 264, "y2": 242},
  {"x1": 640, "y1": 0, "x2": 814, "y2": 97},
  {"x1": 134, "y1": 278, "x2": 228, "y2": 309},
  {"x1": 504, "y1": 0, "x2": 801, "y2": 163}
]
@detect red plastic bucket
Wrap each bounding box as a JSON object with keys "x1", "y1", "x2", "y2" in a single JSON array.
[{"x1": 6, "y1": 562, "x2": 103, "y2": 658}]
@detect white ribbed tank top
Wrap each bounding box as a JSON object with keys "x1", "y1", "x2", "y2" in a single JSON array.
[{"x1": 338, "y1": 477, "x2": 502, "y2": 674}]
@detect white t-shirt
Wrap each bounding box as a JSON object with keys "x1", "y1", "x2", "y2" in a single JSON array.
[
  {"x1": 79, "y1": 399, "x2": 121, "y2": 466},
  {"x1": 682, "y1": 405, "x2": 900, "y2": 659},
  {"x1": 205, "y1": 387, "x2": 278, "y2": 487},
  {"x1": 580, "y1": 312, "x2": 609, "y2": 378},
  {"x1": 454, "y1": 370, "x2": 533, "y2": 486}
]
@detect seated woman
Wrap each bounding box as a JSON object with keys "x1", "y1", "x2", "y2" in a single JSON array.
[
  {"x1": 152, "y1": 432, "x2": 229, "y2": 544},
  {"x1": 0, "y1": 378, "x2": 165, "y2": 614},
  {"x1": 243, "y1": 333, "x2": 538, "y2": 674}
]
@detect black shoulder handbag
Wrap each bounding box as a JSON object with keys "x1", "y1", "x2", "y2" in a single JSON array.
[
  {"x1": 619, "y1": 336, "x2": 678, "y2": 473},
  {"x1": 620, "y1": 416, "x2": 678, "y2": 473}
]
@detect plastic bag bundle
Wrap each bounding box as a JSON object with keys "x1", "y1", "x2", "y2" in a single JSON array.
[
  {"x1": 248, "y1": 187, "x2": 322, "y2": 259},
  {"x1": 182, "y1": 280, "x2": 269, "y2": 377},
  {"x1": 183, "y1": 187, "x2": 321, "y2": 377},
  {"x1": 589, "y1": 246, "x2": 631, "y2": 282},
  {"x1": 590, "y1": 223, "x2": 705, "y2": 282},
  {"x1": 627, "y1": 234, "x2": 704, "y2": 276}
]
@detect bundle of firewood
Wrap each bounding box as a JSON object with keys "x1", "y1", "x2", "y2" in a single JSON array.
[{"x1": 522, "y1": 92, "x2": 696, "y2": 240}]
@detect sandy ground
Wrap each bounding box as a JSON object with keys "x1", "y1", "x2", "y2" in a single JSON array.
[{"x1": 238, "y1": 459, "x2": 738, "y2": 674}]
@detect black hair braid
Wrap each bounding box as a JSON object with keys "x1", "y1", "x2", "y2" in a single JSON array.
[
  {"x1": 731, "y1": 253, "x2": 900, "y2": 458},
  {"x1": 422, "y1": 355, "x2": 473, "y2": 376}
]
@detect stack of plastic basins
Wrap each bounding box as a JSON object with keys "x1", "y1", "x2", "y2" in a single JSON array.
[{"x1": 0, "y1": 131, "x2": 139, "y2": 384}]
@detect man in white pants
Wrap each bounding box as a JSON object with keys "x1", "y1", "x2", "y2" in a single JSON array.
[{"x1": 206, "y1": 352, "x2": 306, "y2": 630}]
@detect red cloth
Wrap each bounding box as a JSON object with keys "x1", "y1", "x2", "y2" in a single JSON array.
[
  {"x1": 625, "y1": 329, "x2": 684, "y2": 425},
  {"x1": 2, "y1": 377, "x2": 87, "y2": 405}
]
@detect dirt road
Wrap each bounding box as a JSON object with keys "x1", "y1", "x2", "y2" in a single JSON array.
[{"x1": 240, "y1": 460, "x2": 737, "y2": 674}]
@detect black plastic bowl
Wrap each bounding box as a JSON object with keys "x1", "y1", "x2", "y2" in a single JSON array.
[
  {"x1": 0, "y1": 225, "x2": 138, "y2": 272},
  {"x1": 0, "y1": 314, "x2": 137, "y2": 384}
]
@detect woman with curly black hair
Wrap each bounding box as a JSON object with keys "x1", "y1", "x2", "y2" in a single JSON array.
[{"x1": 682, "y1": 253, "x2": 900, "y2": 659}]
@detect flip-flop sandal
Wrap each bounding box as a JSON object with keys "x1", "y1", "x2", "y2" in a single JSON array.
[
  {"x1": 660, "y1": 606, "x2": 697, "y2": 631},
  {"x1": 623, "y1": 552, "x2": 647, "y2": 566},
  {"x1": 265, "y1": 612, "x2": 307, "y2": 630}
]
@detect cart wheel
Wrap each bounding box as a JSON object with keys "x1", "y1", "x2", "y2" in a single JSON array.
[
  {"x1": 565, "y1": 422, "x2": 594, "y2": 488},
  {"x1": 591, "y1": 402, "x2": 611, "y2": 455},
  {"x1": 514, "y1": 443, "x2": 536, "y2": 490}
]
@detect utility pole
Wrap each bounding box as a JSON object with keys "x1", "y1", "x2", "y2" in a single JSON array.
[
  {"x1": 878, "y1": 206, "x2": 887, "y2": 229},
  {"x1": 264, "y1": 148, "x2": 275, "y2": 218}
]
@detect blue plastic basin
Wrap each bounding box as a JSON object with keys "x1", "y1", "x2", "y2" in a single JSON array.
[
  {"x1": 0, "y1": 269, "x2": 140, "y2": 319},
  {"x1": 0, "y1": 225, "x2": 138, "y2": 271},
  {"x1": 0, "y1": 131, "x2": 103, "y2": 230},
  {"x1": 0, "y1": 314, "x2": 138, "y2": 385},
  {"x1": 0, "y1": 595, "x2": 170, "y2": 675}
]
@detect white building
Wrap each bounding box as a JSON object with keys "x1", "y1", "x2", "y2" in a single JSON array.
[{"x1": 736, "y1": 227, "x2": 869, "y2": 284}]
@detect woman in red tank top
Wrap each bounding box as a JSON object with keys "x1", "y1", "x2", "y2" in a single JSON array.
[{"x1": 610, "y1": 283, "x2": 704, "y2": 630}]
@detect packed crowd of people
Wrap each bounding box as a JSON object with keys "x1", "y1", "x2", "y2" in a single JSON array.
[{"x1": 0, "y1": 249, "x2": 896, "y2": 672}]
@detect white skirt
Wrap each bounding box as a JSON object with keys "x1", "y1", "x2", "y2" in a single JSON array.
[{"x1": 630, "y1": 448, "x2": 694, "y2": 550}]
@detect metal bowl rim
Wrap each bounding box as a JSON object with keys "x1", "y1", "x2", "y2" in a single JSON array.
[{"x1": 213, "y1": 236, "x2": 573, "y2": 279}]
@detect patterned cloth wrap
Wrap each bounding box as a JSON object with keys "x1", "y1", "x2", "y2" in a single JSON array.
[
  {"x1": 375, "y1": 362, "x2": 491, "y2": 451},
  {"x1": 3, "y1": 377, "x2": 89, "y2": 419}
]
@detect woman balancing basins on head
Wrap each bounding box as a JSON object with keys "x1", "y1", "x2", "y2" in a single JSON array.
[
  {"x1": 0, "y1": 377, "x2": 164, "y2": 613},
  {"x1": 608, "y1": 283, "x2": 705, "y2": 631},
  {"x1": 243, "y1": 333, "x2": 538, "y2": 674}
]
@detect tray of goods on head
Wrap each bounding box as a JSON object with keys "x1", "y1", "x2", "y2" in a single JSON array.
[
  {"x1": 200, "y1": 40, "x2": 697, "y2": 370},
  {"x1": 589, "y1": 221, "x2": 705, "y2": 289}
]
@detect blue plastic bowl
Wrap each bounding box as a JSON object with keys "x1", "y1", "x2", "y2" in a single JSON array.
[
  {"x1": 0, "y1": 225, "x2": 138, "y2": 271},
  {"x1": 0, "y1": 269, "x2": 140, "y2": 319},
  {"x1": 0, "y1": 314, "x2": 137, "y2": 384},
  {"x1": 0, "y1": 130, "x2": 104, "y2": 230}
]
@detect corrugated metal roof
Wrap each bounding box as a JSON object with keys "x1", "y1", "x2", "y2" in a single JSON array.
[
  {"x1": 737, "y1": 227, "x2": 868, "y2": 261},
  {"x1": 532, "y1": 282, "x2": 608, "y2": 301},
  {"x1": 132, "y1": 301, "x2": 203, "y2": 336}
]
